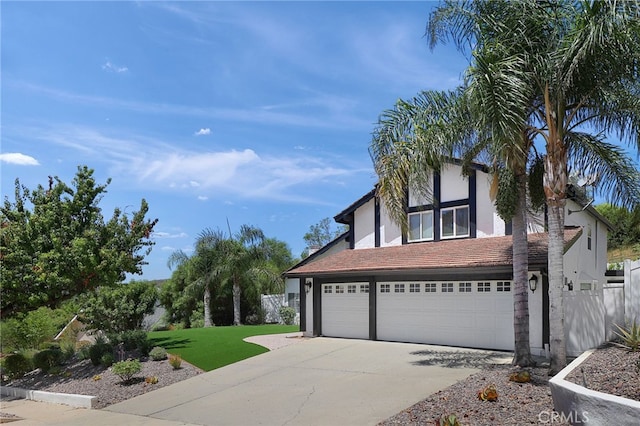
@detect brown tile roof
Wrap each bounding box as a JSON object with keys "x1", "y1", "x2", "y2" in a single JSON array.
[{"x1": 286, "y1": 227, "x2": 582, "y2": 277}]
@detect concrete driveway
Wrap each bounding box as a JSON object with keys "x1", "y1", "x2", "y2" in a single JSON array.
[
  {"x1": 103, "y1": 337, "x2": 510, "y2": 426},
  {"x1": 0, "y1": 337, "x2": 511, "y2": 425}
]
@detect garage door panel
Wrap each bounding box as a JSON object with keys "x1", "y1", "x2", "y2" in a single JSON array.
[
  {"x1": 377, "y1": 281, "x2": 514, "y2": 351},
  {"x1": 321, "y1": 283, "x2": 369, "y2": 339}
]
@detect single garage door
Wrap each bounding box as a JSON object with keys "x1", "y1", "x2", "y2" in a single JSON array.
[
  {"x1": 377, "y1": 281, "x2": 514, "y2": 350},
  {"x1": 321, "y1": 282, "x2": 369, "y2": 339}
]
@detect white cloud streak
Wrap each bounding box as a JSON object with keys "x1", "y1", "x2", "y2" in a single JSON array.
[
  {"x1": 102, "y1": 61, "x2": 129, "y2": 73},
  {"x1": 21, "y1": 124, "x2": 372, "y2": 204},
  {"x1": 0, "y1": 153, "x2": 40, "y2": 166},
  {"x1": 194, "y1": 128, "x2": 211, "y2": 136}
]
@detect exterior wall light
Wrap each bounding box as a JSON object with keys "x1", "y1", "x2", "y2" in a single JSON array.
[
  {"x1": 305, "y1": 278, "x2": 313, "y2": 293},
  {"x1": 528, "y1": 274, "x2": 538, "y2": 293}
]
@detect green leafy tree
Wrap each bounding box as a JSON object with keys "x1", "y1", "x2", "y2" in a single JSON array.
[
  {"x1": 428, "y1": 0, "x2": 640, "y2": 373},
  {"x1": 301, "y1": 218, "x2": 347, "y2": 258},
  {"x1": 0, "y1": 166, "x2": 158, "y2": 318},
  {"x1": 595, "y1": 203, "x2": 640, "y2": 250},
  {"x1": 82, "y1": 280, "x2": 158, "y2": 333}
]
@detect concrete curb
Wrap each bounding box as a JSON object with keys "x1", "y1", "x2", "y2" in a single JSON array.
[
  {"x1": 549, "y1": 349, "x2": 640, "y2": 425},
  {"x1": 1, "y1": 385, "x2": 96, "y2": 409}
]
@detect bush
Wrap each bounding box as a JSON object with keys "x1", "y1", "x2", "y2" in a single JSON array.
[
  {"x1": 245, "y1": 306, "x2": 266, "y2": 325},
  {"x1": 108, "y1": 330, "x2": 152, "y2": 356},
  {"x1": 168, "y1": 354, "x2": 182, "y2": 370},
  {"x1": 33, "y1": 348, "x2": 64, "y2": 373},
  {"x1": 100, "y1": 353, "x2": 115, "y2": 367},
  {"x1": 3, "y1": 353, "x2": 33, "y2": 380},
  {"x1": 279, "y1": 307, "x2": 296, "y2": 325},
  {"x1": 149, "y1": 346, "x2": 167, "y2": 361},
  {"x1": 111, "y1": 359, "x2": 141, "y2": 383},
  {"x1": 89, "y1": 341, "x2": 114, "y2": 366}
]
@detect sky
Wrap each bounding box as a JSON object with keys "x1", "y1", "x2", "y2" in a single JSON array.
[{"x1": 2, "y1": 1, "x2": 472, "y2": 280}]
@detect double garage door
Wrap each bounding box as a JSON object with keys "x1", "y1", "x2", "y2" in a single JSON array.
[{"x1": 321, "y1": 281, "x2": 514, "y2": 351}]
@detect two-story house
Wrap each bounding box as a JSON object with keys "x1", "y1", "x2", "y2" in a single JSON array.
[{"x1": 284, "y1": 161, "x2": 611, "y2": 357}]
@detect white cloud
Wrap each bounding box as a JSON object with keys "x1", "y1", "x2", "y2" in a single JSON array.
[
  {"x1": 0, "y1": 152, "x2": 40, "y2": 165},
  {"x1": 102, "y1": 61, "x2": 129, "y2": 73},
  {"x1": 197, "y1": 195, "x2": 209, "y2": 201},
  {"x1": 194, "y1": 128, "x2": 211, "y2": 136},
  {"x1": 25, "y1": 124, "x2": 372, "y2": 203},
  {"x1": 154, "y1": 231, "x2": 188, "y2": 239}
]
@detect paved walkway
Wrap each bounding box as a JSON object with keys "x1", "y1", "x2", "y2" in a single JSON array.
[{"x1": 1, "y1": 337, "x2": 511, "y2": 425}]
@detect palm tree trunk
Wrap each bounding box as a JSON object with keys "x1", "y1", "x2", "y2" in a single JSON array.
[
  {"x1": 547, "y1": 203, "x2": 567, "y2": 374},
  {"x1": 512, "y1": 171, "x2": 534, "y2": 367},
  {"x1": 203, "y1": 285, "x2": 212, "y2": 327},
  {"x1": 232, "y1": 278, "x2": 242, "y2": 326}
]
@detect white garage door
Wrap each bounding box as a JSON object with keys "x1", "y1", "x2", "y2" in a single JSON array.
[
  {"x1": 377, "y1": 281, "x2": 514, "y2": 350},
  {"x1": 321, "y1": 282, "x2": 369, "y2": 339}
]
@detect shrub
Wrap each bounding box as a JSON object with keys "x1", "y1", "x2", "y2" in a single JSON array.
[
  {"x1": 168, "y1": 354, "x2": 182, "y2": 370},
  {"x1": 111, "y1": 359, "x2": 142, "y2": 383},
  {"x1": 89, "y1": 341, "x2": 113, "y2": 366},
  {"x1": 108, "y1": 330, "x2": 152, "y2": 356},
  {"x1": 149, "y1": 346, "x2": 167, "y2": 361},
  {"x1": 613, "y1": 321, "x2": 640, "y2": 351},
  {"x1": 100, "y1": 353, "x2": 115, "y2": 367},
  {"x1": 279, "y1": 306, "x2": 296, "y2": 325},
  {"x1": 33, "y1": 348, "x2": 64, "y2": 373},
  {"x1": 3, "y1": 353, "x2": 33, "y2": 380}
]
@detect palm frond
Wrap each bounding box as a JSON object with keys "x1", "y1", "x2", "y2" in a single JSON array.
[{"x1": 567, "y1": 132, "x2": 640, "y2": 209}]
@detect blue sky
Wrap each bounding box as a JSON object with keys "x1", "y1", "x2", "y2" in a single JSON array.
[{"x1": 1, "y1": 1, "x2": 469, "y2": 280}]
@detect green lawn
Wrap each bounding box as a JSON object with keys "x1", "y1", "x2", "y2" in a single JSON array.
[{"x1": 148, "y1": 325, "x2": 298, "y2": 371}]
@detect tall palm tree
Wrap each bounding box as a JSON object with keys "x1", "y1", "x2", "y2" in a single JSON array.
[
  {"x1": 370, "y1": 87, "x2": 539, "y2": 366},
  {"x1": 428, "y1": 0, "x2": 640, "y2": 373},
  {"x1": 167, "y1": 228, "x2": 228, "y2": 327}
]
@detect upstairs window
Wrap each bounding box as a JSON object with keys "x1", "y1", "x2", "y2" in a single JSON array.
[
  {"x1": 441, "y1": 206, "x2": 469, "y2": 239},
  {"x1": 408, "y1": 211, "x2": 434, "y2": 242}
]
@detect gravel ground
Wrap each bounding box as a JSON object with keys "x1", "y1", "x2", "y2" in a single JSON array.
[
  {"x1": 3, "y1": 356, "x2": 203, "y2": 409},
  {"x1": 565, "y1": 344, "x2": 640, "y2": 401},
  {"x1": 380, "y1": 364, "x2": 566, "y2": 426}
]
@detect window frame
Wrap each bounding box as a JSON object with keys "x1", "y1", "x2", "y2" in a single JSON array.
[
  {"x1": 407, "y1": 210, "x2": 435, "y2": 242},
  {"x1": 440, "y1": 205, "x2": 470, "y2": 239}
]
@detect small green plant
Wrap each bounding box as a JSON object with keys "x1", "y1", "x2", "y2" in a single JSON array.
[
  {"x1": 279, "y1": 306, "x2": 296, "y2": 325},
  {"x1": 100, "y1": 353, "x2": 115, "y2": 367},
  {"x1": 89, "y1": 340, "x2": 113, "y2": 366},
  {"x1": 3, "y1": 353, "x2": 33, "y2": 380},
  {"x1": 111, "y1": 359, "x2": 142, "y2": 384},
  {"x1": 149, "y1": 346, "x2": 168, "y2": 361},
  {"x1": 438, "y1": 414, "x2": 460, "y2": 426},
  {"x1": 613, "y1": 321, "x2": 640, "y2": 351},
  {"x1": 33, "y1": 348, "x2": 64, "y2": 373},
  {"x1": 168, "y1": 354, "x2": 182, "y2": 370}
]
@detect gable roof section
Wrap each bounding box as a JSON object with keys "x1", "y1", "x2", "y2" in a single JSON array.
[
  {"x1": 334, "y1": 188, "x2": 376, "y2": 224},
  {"x1": 285, "y1": 227, "x2": 582, "y2": 277},
  {"x1": 285, "y1": 231, "x2": 349, "y2": 273}
]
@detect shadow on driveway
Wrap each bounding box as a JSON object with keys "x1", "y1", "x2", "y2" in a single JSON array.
[{"x1": 410, "y1": 348, "x2": 511, "y2": 368}]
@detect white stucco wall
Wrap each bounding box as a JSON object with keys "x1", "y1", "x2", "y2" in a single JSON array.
[
  {"x1": 440, "y1": 165, "x2": 468, "y2": 202},
  {"x1": 528, "y1": 271, "x2": 545, "y2": 356},
  {"x1": 475, "y1": 170, "x2": 499, "y2": 238},
  {"x1": 354, "y1": 198, "x2": 375, "y2": 249},
  {"x1": 379, "y1": 202, "x2": 402, "y2": 247}
]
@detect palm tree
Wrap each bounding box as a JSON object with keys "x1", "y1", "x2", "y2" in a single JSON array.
[
  {"x1": 370, "y1": 87, "x2": 539, "y2": 367},
  {"x1": 427, "y1": 0, "x2": 640, "y2": 373},
  {"x1": 167, "y1": 228, "x2": 228, "y2": 327}
]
